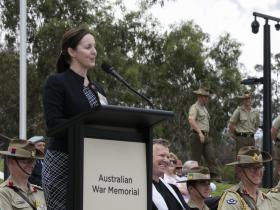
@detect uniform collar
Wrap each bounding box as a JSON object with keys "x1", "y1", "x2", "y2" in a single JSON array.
[
  {"x1": 240, "y1": 105, "x2": 252, "y2": 112},
  {"x1": 5, "y1": 176, "x2": 37, "y2": 193},
  {"x1": 188, "y1": 198, "x2": 208, "y2": 209},
  {"x1": 196, "y1": 101, "x2": 205, "y2": 108},
  {"x1": 238, "y1": 182, "x2": 267, "y2": 200}
]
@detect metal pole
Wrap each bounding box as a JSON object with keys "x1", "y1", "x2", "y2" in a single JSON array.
[
  {"x1": 19, "y1": 0, "x2": 27, "y2": 139},
  {"x1": 262, "y1": 20, "x2": 273, "y2": 188}
]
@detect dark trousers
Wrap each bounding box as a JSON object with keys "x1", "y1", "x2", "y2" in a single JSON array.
[
  {"x1": 234, "y1": 136, "x2": 255, "y2": 154},
  {"x1": 189, "y1": 132, "x2": 219, "y2": 176}
]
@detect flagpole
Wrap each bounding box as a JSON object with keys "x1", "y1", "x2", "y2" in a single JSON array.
[{"x1": 19, "y1": 0, "x2": 27, "y2": 139}]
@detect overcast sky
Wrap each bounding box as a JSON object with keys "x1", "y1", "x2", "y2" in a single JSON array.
[{"x1": 124, "y1": 0, "x2": 280, "y2": 77}]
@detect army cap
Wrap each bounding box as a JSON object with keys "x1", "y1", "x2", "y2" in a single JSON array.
[
  {"x1": 227, "y1": 146, "x2": 272, "y2": 166},
  {"x1": 0, "y1": 139, "x2": 44, "y2": 160},
  {"x1": 193, "y1": 88, "x2": 210, "y2": 96},
  {"x1": 237, "y1": 90, "x2": 252, "y2": 99}
]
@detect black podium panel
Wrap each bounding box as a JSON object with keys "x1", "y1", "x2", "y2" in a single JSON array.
[{"x1": 47, "y1": 105, "x2": 173, "y2": 210}]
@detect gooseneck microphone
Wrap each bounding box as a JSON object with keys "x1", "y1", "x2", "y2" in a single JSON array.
[{"x1": 101, "y1": 62, "x2": 154, "y2": 108}]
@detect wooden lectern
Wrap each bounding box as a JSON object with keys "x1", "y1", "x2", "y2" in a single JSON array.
[{"x1": 47, "y1": 105, "x2": 173, "y2": 210}]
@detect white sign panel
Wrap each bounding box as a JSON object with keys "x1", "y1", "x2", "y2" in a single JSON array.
[{"x1": 83, "y1": 138, "x2": 147, "y2": 210}]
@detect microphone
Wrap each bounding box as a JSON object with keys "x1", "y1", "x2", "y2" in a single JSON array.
[{"x1": 101, "y1": 62, "x2": 154, "y2": 108}]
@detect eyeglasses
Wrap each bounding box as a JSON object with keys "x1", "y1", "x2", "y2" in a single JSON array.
[{"x1": 169, "y1": 159, "x2": 177, "y2": 166}]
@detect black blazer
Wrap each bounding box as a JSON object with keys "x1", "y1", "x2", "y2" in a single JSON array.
[
  {"x1": 43, "y1": 69, "x2": 106, "y2": 153},
  {"x1": 152, "y1": 183, "x2": 190, "y2": 210}
]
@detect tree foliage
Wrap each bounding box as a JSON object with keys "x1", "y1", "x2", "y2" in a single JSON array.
[{"x1": 0, "y1": 0, "x2": 245, "y2": 163}]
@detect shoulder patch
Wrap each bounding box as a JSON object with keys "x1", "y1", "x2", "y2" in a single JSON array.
[{"x1": 227, "y1": 198, "x2": 237, "y2": 204}]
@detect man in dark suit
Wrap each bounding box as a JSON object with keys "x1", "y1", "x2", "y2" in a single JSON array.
[
  {"x1": 28, "y1": 136, "x2": 46, "y2": 186},
  {"x1": 152, "y1": 138, "x2": 190, "y2": 210}
]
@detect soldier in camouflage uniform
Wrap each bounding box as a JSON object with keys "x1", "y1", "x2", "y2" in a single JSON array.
[
  {"x1": 188, "y1": 87, "x2": 220, "y2": 181},
  {"x1": 0, "y1": 139, "x2": 47, "y2": 210},
  {"x1": 229, "y1": 90, "x2": 260, "y2": 154},
  {"x1": 179, "y1": 166, "x2": 215, "y2": 210},
  {"x1": 267, "y1": 158, "x2": 280, "y2": 210},
  {"x1": 218, "y1": 146, "x2": 272, "y2": 210}
]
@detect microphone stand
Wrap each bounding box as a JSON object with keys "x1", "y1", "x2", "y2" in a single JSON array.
[{"x1": 115, "y1": 75, "x2": 155, "y2": 109}]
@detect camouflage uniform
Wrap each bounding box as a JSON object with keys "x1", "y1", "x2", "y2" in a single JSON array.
[
  {"x1": 267, "y1": 181, "x2": 280, "y2": 210},
  {"x1": 229, "y1": 91, "x2": 260, "y2": 153},
  {"x1": 218, "y1": 146, "x2": 272, "y2": 210},
  {"x1": 218, "y1": 182, "x2": 271, "y2": 210},
  {"x1": 188, "y1": 88, "x2": 219, "y2": 178},
  {"x1": 0, "y1": 139, "x2": 46, "y2": 210},
  {"x1": 0, "y1": 177, "x2": 47, "y2": 210}
]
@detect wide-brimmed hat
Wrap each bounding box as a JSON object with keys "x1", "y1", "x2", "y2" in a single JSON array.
[
  {"x1": 193, "y1": 88, "x2": 210, "y2": 96},
  {"x1": 177, "y1": 166, "x2": 212, "y2": 183},
  {"x1": 227, "y1": 146, "x2": 272, "y2": 166},
  {"x1": 0, "y1": 139, "x2": 44, "y2": 160},
  {"x1": 237, "y1": 90, "x2": 252, "y2": 99},
  {"x1": 187, "y1": 166, "x2": 211, "y2": 181}
]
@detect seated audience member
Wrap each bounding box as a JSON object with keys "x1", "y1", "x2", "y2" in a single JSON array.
[
  {"x1": 152, "y1": 138, "x2": 190, "y2": 210},
  {"x1": 186, "y1": 166, "x2": 214, "y2": 210},
  {"x1": 218, "y1": 146, "x2": 272, "y2": 210},
  {"x1": 182, "y1": 160, "x2": 199, "y2": 177},
  {"x1": 164, "y1": 152, "x2": 181, "y2": 185},
  {"x1": 178, "y1": 160, "x2": 199, "y2": 203},
  {"x1": 164, "y1": 153, "x2": 190, "y2": 203},
  {"x1": 176, "y1": 159, "x2": 183, "y2": 177},
  {"x1": 28, "y1": 136, "x2": 46, "y2": 186},
  {"x1": 0, "y1": 139, "x2": 47, "y2": 210}
]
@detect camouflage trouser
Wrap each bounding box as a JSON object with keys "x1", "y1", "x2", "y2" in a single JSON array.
[
  {"x1": 234, "y1": 135, "x2": 255, "y2": 154},
  {"x1": 189, "y1": 132, "x2": 219, "y2": 176}
]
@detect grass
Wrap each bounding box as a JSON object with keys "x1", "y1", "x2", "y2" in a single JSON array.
[
  {"x1": 212, "y1": 181, "x2": 270, "y2": 197},
  {"x1": 212, "y1": 182, "x2": 233, "y2": 197}
]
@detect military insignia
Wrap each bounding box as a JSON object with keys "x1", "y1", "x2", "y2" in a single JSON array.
[
  {"x1": 270, "y1": 188, "x2": 280, "y2": 193},
  {"x1": 35, "y1": 200, "x2": 41, "y2": 208},
  {"x1": 252, "y1": 153, "x2": 259, "y2": 161},
  {"x1": 31, "y1": 150, "x2": 35, "y2": 157},
  {"x1": 227, "y1": 198, "x2": 237, "y2": 204},
  {"x1": 32, "y1": 186, "x2": 37, "y2": 192},
  {"x1": 7, "y1": 180, "x2": 13, "y2": 187},
  {"x1": 11, "y1": 147, "x2": 16, "y2": 154}
]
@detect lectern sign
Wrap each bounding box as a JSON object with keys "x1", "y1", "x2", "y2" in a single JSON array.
[{"x1": 83, "y1": 138, "x2": 147, "y2": 210}]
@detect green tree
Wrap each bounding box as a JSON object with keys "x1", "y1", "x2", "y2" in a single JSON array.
[
  {"x1": 0, "y1": 0, "x2": 246, "y2": 169},
  {"x1": 0, "y1": 50, "x2": 19, "y2": 138}
]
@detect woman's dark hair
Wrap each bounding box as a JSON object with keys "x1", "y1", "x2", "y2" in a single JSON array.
[{"x1": 56, "y1": 27, "x2": 92, "y2": 73}]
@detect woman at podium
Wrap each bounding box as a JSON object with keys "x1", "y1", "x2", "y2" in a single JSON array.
[{"x1": 42, "y1": 27, "x2": 107, "y2": 210}]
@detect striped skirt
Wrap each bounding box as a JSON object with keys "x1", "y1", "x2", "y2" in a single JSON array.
[{"x1": 42, "y1": 150, "x2": 69, "y2": 210}]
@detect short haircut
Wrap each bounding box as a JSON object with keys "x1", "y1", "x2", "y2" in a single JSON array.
[{"x1": 153, "y1": 138, "x2": 170, "y2": 147}]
